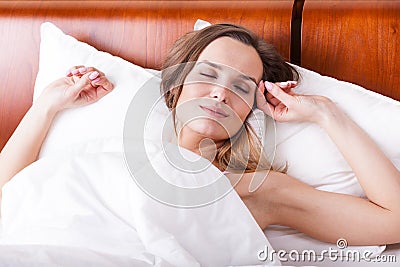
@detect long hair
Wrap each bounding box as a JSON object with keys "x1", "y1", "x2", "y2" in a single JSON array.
[{"x1": 161, "y1": 24, "x2": 298, "y2": 172}]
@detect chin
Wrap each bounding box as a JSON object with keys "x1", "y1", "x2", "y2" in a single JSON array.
[{"x1": 186, "y1": 119, "x2": 229, "y2": 140}]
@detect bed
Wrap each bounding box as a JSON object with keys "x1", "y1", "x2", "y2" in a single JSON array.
[{"x1": 0, "y1": 0, "x2": 400, "y2": 266}]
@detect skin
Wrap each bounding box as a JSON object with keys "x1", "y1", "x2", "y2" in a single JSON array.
[{"x1": 1, "y1": 37, "x2": 400, "y2": 247}]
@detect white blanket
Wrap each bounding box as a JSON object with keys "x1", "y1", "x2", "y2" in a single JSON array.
[{"x1": 0, "y1": 143, "x2": 278, "y2": 266}]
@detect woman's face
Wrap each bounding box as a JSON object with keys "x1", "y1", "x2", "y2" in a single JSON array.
[{"x1": 175, "y1": 37, "x2": 263, "y2": 142}]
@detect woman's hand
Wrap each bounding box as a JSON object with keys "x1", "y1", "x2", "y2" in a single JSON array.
[
  {"x1": 256, "y1": 80, "x2": 335, "y2": 124},
  {"x1": 264, "y1": 80, "x2": 297, "y2": 107},
  {"x1": 37, "y1": 66, "x2": 113, "y2": 114},
  {"x1": 0, "y1": 66, "x2": 112, "y2": 205}
]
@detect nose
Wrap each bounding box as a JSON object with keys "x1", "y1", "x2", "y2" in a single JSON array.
[{"x1": 209, "y1": 85, "x2": 229, "y2": 103}]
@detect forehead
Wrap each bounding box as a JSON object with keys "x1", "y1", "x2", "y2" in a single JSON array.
[{"x1": 197, "y1": 37, "x2": 263, "y2": 82}]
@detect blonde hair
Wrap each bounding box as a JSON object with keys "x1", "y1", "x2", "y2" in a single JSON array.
[{"x1": 161, "y1": 24, "x2": 298, "y2": 172}]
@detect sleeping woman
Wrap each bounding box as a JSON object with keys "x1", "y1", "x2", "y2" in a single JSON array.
[{"x1": 1, "y1": 23, "x2": 400, "y2": 247}]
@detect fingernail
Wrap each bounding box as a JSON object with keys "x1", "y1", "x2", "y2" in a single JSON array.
[
  {"x1": 289, "y1": 81, "x2": 297, "y2": 85},
  {"x1": 264, "y1": 81, "x2": 273, "y2": 91},
  {"x1": 71, "y1": 69, "x2": 79, "y2": 75},
  {"x1": 66, "y1": 70, "x2": 72, "y2": 76},
  {"x1": 92, "y1": 77, "x2": 101, "y2": 84},
  {"x1": 279, "y1": 82, "x2": 289, "y2": 87},
  {"x1": 78, "y1": 67, "x2": 87, "y2": 74},
  {"x1": 89, "y1": 71, "x2": 99, "y2": 80}
]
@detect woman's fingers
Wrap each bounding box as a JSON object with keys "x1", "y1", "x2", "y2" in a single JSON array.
[
  {"x1": 68, "y1": 70, "x2": 114, "y2": 105},
  {"x1": 38, "y1": 67, "x2": 114, "y2": 112},
  {"x1": 266, "y1": 93, "x2": 280, "y2": 106},
  {"x1": 88, "y1": 71, "x2": 100, "y2": 86},
  {"x1": 87, "y1": 70, "x2": 113, "y2": 91},
  {"x1": 255, "y1": 80, "x2": 274, "y2": 117},
  {"x1": 278, "y1": 81, "x2": 297, "y2": 96},
  {"x1": 66, "y1": 66, "x2": 112, "y2": 97},
  {"x1": 66, "y1": 66, "x2": 86, "y2": 77},
  {"x1": 66, "y1": 66, "x2": 105, "y2": 78},
  {"x1": 90, "y1": 74, "x2": 114, "y2": 92},
  {"x1": 265, "y1": 80, "x2": 297, "y2": 107},
  {"x1": 264, "y1": 81, "x2": 293, "y2": 107},
  {"x1": 68, "y1": 72, "x2": 94, "y2": 96}
]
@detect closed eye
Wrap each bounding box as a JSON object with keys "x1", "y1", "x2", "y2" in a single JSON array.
[
  {"x1": 200, "y1": 73, "x2": 217, "y2": 79},
  {"x1": 233, "y1": 85, "x2": 249, "y2": 94}
]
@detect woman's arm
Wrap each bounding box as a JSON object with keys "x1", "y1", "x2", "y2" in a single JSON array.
[
  {"x1": 244, "y1": 170, "x2": 400, "y2": 245},
  {"x1": 0, "y1": 67, "x2": 113, "y2": 210},
  {"x1": 244, "y1": 81, "x2": 400, "y2": 245},
  {"x1": 0, "y1": 101, "x2": 57, "y2": 195}
]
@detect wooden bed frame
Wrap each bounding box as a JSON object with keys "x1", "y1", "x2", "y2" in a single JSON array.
[{"x1": 1, "y1": 0, "x2": 399, "y2": 151}]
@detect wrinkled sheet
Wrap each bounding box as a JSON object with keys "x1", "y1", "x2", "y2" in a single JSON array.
[{"x1": 0, "y1": 144, "x2": 278, "y2": 266}]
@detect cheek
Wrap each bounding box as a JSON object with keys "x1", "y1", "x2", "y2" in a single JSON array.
[
  {"x1": 177, "y1": 84, "x2": 206, "y2": 105},
  {"x1": 231, "y1": 95, "x2": 254, "y2": 122}
]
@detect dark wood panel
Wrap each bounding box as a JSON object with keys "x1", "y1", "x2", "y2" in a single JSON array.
[
  {"x1": 0, "y1": 1, "x2": 293, "y2": 151},
  {"x1": 302, "y1": 0, "x2": 400, "y2": 100}
]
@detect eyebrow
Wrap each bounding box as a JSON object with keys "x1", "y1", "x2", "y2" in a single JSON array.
[
  {"x1": 239, "y1": 74, "x2": 257, "y2": 85},
  {"x1": 197, "y1": 60, "x2": 258, "y2": 85}
]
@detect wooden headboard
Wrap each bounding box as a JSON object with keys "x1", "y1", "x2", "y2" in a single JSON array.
[
  {"x1": 301, "y1": 0, "x2": 400, "y2": 101},
  {"x1": 0, "y1": 0, "x2": 399, "y2": 152}
]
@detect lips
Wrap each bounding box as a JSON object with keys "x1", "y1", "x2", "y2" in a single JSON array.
[{"x1": 200, "y1": 105, "x2": 229, "y2": 118}]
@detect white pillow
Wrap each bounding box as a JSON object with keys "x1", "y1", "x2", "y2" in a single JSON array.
[{"x1": 35, "y1": 22, "x2": 155, "y2": 157}]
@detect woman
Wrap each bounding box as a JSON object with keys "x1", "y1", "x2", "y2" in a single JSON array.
[{"x1": 1, "y1": 23, "x2": 399, "y2": 247}]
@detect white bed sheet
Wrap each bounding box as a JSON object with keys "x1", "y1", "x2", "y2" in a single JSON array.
[
  {"x1": 1, "y1": 141, "x2": 399, "y2": 266},
  {"x1": 0, "y1": 143, "x2": 278, "y2": 266},
  {"x1": 0, "y1": 244, "x2": 164, "y2": 267}
]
